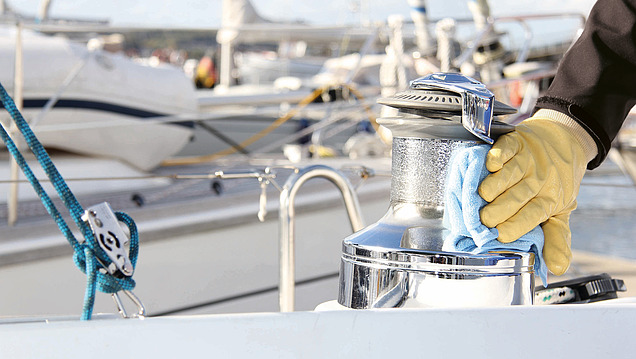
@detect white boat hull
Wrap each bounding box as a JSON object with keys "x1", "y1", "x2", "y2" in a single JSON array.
[
  {"x1": 1, "y1": 302, "x2": 636, "y2": 358},
  {"x1": 0, "y1": 27, "x2": 197, "y2": 170},
  {"x1": 0, "y1": 158, "x2": 392, "y2": 317}
]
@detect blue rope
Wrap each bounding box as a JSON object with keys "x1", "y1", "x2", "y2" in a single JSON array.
[{"x1": 0, "y1": 82, "x2": 138, "y2": 320}]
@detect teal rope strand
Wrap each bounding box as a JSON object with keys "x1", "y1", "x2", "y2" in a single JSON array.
[
  {"x1": 0, "y1": 82, "x2": 138, "y2": 320},
  {"x1": 116, "y1": 212, "x2": 139, "y2": 268},
  {"x1": 82, "y1": 247, "x2": 98, "y2": 321},
  {"x1": 0, "y1": 85, "x2": 93, "y2": 244}
]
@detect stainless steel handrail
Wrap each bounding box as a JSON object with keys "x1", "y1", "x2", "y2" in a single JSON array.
[{"x1": 278, "y1": 165, "x2": 365, "y2": 312}]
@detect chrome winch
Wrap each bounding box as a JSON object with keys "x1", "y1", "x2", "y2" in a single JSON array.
[{"x1": 338, "y1": 73, "x2": 535, "y2": 309}]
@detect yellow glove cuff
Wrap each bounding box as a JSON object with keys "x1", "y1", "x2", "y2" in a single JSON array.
[{"x1": 532, "y1": 109, "x2": 598, "y2": 163}]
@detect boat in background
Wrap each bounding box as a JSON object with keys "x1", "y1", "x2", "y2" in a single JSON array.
[
  {"x1": 0, "y1": 0, "x2": 587, "y2": 171},
  {"x1": 0, "y1": 26, "x2": 198, "y2": 171},
  {"x1": 0, "y1": 0, "x2": 391, "y2": 172}
]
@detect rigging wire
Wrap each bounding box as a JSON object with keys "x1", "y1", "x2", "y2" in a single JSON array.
[{"x1": 160, "y1": 83, "x2": 380, "y2": 166}]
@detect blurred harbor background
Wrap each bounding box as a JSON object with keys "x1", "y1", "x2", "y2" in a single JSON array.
[{"x1": 8, "y1": 0, "x2": 598, "y2": 28}]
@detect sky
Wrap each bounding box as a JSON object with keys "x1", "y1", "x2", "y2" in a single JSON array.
[{"x1": 8, "y1": 0, "x2": 598, "y2": 29}]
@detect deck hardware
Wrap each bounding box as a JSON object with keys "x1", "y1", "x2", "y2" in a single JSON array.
[
  {"x1": 411, "y1": 72, "x2": 496, "y2": 144},
  {"x1": 82, "y1": 202, "x2": 134, "y2": 277},
  {"x1": 279, "y1": 165, "x2": 365, "y2": 312},
  {"x1": 112, "y1": 290, "x2": 146, "y2": 318},
  {"x1": 258, "y1": 177, "x2": 269, "y2": 222},
  {"x1": 339, "y1": 73, "x2": 536, "y2": 309}
]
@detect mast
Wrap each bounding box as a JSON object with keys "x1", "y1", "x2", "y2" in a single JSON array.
[
  {"x1": 217, "y1": 0, "x2": 270, "y2": 88},
  {"x1": 408, "y1": 0, "x2": 434, "y2": 55},
  {"x1": 37, "y1": 0, "x2": 52, "y2": 22}
]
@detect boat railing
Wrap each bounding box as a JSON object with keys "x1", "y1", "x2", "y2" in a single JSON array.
[{"x1": 278, "y1": 165, "x2": 366, "y2": 312}]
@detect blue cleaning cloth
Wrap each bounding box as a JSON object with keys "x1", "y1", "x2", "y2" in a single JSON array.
[{"x1": 441, "y1": 145, "x2": 548, "y2": 285}]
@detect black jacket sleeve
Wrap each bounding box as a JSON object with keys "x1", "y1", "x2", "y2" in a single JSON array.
[{"x1": 534, "y1": 0, "x2": 636, "y2": 169}]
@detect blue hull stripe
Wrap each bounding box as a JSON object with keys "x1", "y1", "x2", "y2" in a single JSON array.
[
  {"x1": 0, "y1": 98, "x2": 194, "y2": 128},
  {"x1": 19, "y1": 98, "x2": 165, "y2": 118}
]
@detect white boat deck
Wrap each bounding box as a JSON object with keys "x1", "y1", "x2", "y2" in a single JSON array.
[{"x1": 1, "y1": 301, "x2": 636, "y2": 358}]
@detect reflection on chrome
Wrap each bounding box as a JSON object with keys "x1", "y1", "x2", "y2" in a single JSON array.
[{"x1": 339, "y1": 73, "x2": 533, "y2": 309}]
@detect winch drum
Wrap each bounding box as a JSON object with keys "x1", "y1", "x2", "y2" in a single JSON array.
[{"x1": 337, "y1": 73, "x2": 534, "y2": 309}]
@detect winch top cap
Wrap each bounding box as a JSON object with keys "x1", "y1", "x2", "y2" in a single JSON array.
[
  {"x1": 379, "y1": 72, "x2": 516, "y2": 116},
  {"x1": 411, "y1": 72, "x2": 485, "y2": 91},
  {"x1": 378, "y1": 72, "x2": 516, "y2": 143}
]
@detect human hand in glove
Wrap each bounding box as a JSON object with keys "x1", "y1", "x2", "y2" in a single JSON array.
[{"x1": 478, "y1": 110, "x2": 597, "y2": 275}]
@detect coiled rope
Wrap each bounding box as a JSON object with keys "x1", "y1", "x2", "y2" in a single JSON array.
[{"x1": 0, "y1": 82, "x2": 138, "y2": 320}]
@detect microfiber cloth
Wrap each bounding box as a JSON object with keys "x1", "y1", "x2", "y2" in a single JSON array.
[{"x1": 441, "y1": 145, "x2": 548, "y2": 285}]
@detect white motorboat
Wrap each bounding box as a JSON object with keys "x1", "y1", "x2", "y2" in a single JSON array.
[{"x1": 0, "y1": 25, "x2": 197, "y2": 170}]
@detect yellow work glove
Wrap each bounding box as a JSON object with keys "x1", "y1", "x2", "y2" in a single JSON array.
[{"x1": 478, "y1": 110, "x2": 598, "y2": 275}]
